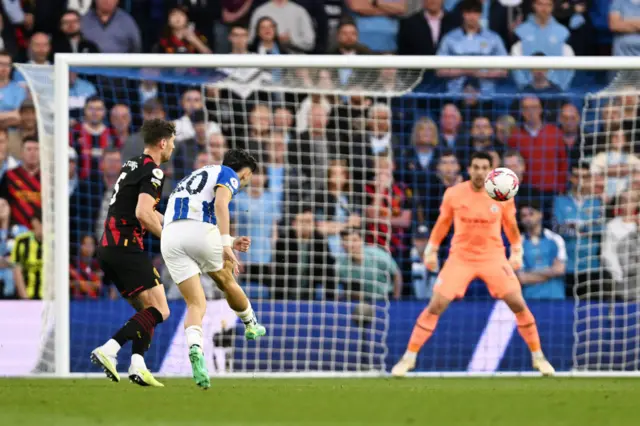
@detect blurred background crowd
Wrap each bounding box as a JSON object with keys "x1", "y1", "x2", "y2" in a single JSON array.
[{"x1": 0, "y1": 0, "x2": 638, "y2": 305}]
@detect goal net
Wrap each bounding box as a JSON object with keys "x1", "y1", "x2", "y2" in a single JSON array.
[
  {"x1": 574, "y1": 70, "x2": 640, "y2": 371},
  {"x1": 11, "y1": 56, "x2": 640, "y2": 377}
]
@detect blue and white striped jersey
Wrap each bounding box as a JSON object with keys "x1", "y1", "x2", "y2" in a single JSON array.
[{"x1": 164, "y1": 165, "x2": 240, "y2": 227}]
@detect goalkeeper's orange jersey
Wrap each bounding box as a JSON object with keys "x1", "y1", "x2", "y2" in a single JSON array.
[{"x1": 428, "y1": 181, "x2": 520, "y2": 261}]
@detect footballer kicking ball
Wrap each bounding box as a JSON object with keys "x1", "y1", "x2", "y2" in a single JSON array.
[{"x1": 484, "y1": 167, "x2": 519, "y2": 201}]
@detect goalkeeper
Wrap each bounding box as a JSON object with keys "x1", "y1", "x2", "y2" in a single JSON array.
[{"x1": 392, "y1": 152, "x2": 555, "y2": 376}]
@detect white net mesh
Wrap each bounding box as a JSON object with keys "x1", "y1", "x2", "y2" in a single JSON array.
[{"x1": 574, "y1": 71, "x2": 640, "y2": 371}]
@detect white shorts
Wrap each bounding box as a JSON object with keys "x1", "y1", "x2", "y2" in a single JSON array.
[{"x1": 161, "y1": 219, "x2": 224, "y2": 284}]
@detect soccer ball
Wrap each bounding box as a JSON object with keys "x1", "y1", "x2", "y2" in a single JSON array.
[{"x1": 484, "y1": 167, "x2": 519, "y2": 201}]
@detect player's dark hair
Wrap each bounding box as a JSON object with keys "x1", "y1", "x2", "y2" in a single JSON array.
[
  {"x1": 460, "y1": 0, "x2": 483, "y2": 13},
  {"x1": 141, "y1": 119, "x2": 176, "y2": 147},
  {"x1": 469, "y1": 151, "x2": 493, "y2": 166},
  {"x1": 222, "y1": 149, "x2": 258, "y2": 173},
  {"x1": 22, "y1": 134, "x2": 38, "y2": 145}
]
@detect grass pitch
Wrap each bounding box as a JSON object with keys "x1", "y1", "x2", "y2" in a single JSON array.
[{"x1": 0, "y1": 377, "x2": 638, "y2": 425}]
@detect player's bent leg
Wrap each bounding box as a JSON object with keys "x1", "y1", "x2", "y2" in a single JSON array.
[
  {"x1": 208, "y1": 261, "x2": 266, "y2": 340},
  {"x1": 177, "y1": 274, "x2": 211, "y2": 389},
  {"x1": 391, "y1": 292, "x2": 452, "y2": 377},
  {"x1": 502, "y1": 290, "x2": 555, "y2": 376}
]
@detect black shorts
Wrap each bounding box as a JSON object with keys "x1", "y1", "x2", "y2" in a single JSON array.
[{"x1": 97, "y1": 247, "x2": 160, "y2": 299}]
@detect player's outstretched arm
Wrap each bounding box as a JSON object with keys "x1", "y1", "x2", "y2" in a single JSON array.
[
  {"x1": 501, "y1": 199, "x2": 523, "y2": 270},
  {"x1": 135, "y1": 193, "x2": 163, "y2": 238}
]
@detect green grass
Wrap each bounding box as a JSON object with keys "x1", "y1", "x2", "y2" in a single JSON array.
[{"x1": 0, "y1": 378, "x2": 638, "y2": 425}]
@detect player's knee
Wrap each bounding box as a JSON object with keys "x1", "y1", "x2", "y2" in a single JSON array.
[{"x1": 187, "y1": 297, "x2": 207, "y2": 318}]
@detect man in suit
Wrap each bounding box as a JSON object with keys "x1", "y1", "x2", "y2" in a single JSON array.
[{"x1": 397, "y1": 0, "x2": 457, "y2": 56}]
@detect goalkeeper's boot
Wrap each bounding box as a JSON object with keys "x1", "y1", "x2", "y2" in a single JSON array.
[
  {"x1": 391, "y1": 355, "x2": 416, "y2": 378},
  {"x1": 532, "y1": 353, "x2": 555, "y2": 376},
  {"x1": 245, "y1": 322, "x2": 266, "y2": 341},
  {"x1": 188, "y1": 345, "x2": 211, "y2": 390},
  {"x1": 90, "y1": 347, "x2": 120, "y2": 382},
  {"x1": 128, "y1": 365, "x2": 164, "y2": 387}
]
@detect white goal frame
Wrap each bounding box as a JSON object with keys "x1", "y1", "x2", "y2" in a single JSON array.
[{"x1": 49, "y1": 53, "x2": 640, "y2": 378}]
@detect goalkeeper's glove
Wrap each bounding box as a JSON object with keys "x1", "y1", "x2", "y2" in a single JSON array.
[
  {"x1": 423, "y1": 244, "x2": 439, "y2": 272},
  {"x1": 509, "y1": 244, "x2": 523, "y2": 271}
]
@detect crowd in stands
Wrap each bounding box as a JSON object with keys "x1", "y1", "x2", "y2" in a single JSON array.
[{"x1": 0, "y1": 0, "x2": 638, "y2": 304}]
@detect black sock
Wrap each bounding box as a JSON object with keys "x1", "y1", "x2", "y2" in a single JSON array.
[
  {"x1": 132, "y1": 327, "x2": 155, "y2": 356},
  {"x1": 112, "y1": 307, "x2": 164, "y2": 347}
]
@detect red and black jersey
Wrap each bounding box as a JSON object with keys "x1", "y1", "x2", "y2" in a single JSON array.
[
  {"x1": 100, "y1": 154, "x2": 165, "y2": 251},
  {"x1": 365, "y1": 182, "x2": 412, "y2": 254},
  {"x1": 70, "y1": 123, "x2": 122, "y2": 180},
  {"x1": 70, "y1": 256, "x2": 102, "y2": 299},
  {"x1": 0, "y1": 166, "x2": 41, "y2": 228}
]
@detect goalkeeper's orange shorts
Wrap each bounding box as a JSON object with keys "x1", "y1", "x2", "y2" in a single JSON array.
[{"x1": 433, "y1": 255, "x2": 520, "y2": 300}]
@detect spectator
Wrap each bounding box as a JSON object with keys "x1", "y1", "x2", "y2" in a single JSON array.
[
  {"x1": 518, "y1": 200, "x2": 567, "y2": 300},
  {"x1": 315, "y1": 160, "x2": 363, "y2": 256},
  {"x1": 209, "y1": 132, "x2": 227, "y2": 166},
  {"x1": 173, "y1": 110, "x2": 209, "y2": 180},
  {"x1": 249, "y1": 0, "x2": 316, "y2": 53},
  {"x1": 338, "y1": 227, "x2": 403, "y2": 300},
  {"x1": 409, "y1": 224, "x2": 436, "y2": 299},
  {"x1": 495, "y1": 114, "x2": 516, "y2": 147},
  {"x1": 291, "y1": 0, "x2": 329, "y2": 53},
  {"x1": 396, "y1": 117, "x2": 440, "y2": 188},
  {"x1": 222, "y1": 0, "x2": 256, "y2": 29},
  {"x1": 345, "y1": 0, "x2": 407, "y2": 53},
  {"x1": 244, "y1": 103, "x2": 272, "y2": 155},
  {"x1": 0, "y1": 199, "x2": 14, "y2": 298},
  {"x1": 249, "y1": 16, "x2": 288, "y2": 62},
  {"x1": 398, "y1": 0, "x2": 457, "y2": 56},
  {"x1": 439, "y1": 103, "x2": 463, "y2": 153},
  {"x1": 365, "y1": 155, "x2": 412, "y2": 283},
  {"x1": 22, "y1": 0, "x2": 67, "y2": 35},
  {"x1": 193, "y1": 151, "x2": 210, "y2": 170},
  {"x1": 460, "y1": 115, "x2": 502, "y2": 166},
  {"x1": 436, "y1": 0, "x2": 507, "y2": 95},
  {"x1": 371, "y1": 60, "x2": 406, "y2": 93},
  {"x1": 327, "y1": 20, "x2": 374, "y2": 87},
  {"x1": 296, "y1": 93, "x2": 332, "y2": 134},
  {"x1": 272, "y1": 106, "x2": 294, "y2": 144},
  {"x1": 553, "y1": 161, "x2": 608, "y2": 299},
  {"x1": 523, "y1": 54, "x2": 563, "y2": 95},
  {"x1": 68, "y1": 72, "x2": 97, "y2": 122},
  {"x1": 0, "y1": 51, "x2": 26, "y2": 128},
  {"x1": 558, "y1": 103, "x2": 583, "y2": 166},
  {"x1": 109, "y1": 104, "x2": 131, "y2": 143},
  {"x1": 503, "y1": 149, "x2": 552, "y2": 226},
  {"x1": 602, "y1": 191, "x2": 640, "y2": 299},
  {"x1": 508, "y1": 95, "x2": 567, "y2": 195},
  {"x1": 273, "y1": 205, "x2": 336, "y2": 299},
  {"x1": 455, "y1": 77, "x2": 494, "y2": 123},
  {"x1": 152, "y1": 6, "x2": 212, "y2": 54},
  {"x1": 0, "y1": 128, "x2": 18, "y2": 182},
  {"x1": 590, "y1": 129, "x2": 640, "y2": 199},
  {"x1": 0, "y1": 135, "x2": 40, "y2": 228},
  {"x1": 554, "y1": 0, "x2": 593, "y2": 56},
  {"x1": 122, "y1": 98, "x2": 165, "y2": 160},
  {"x1": 7, "y1": 100, "x2": 38, "y2": 158},
  {"x1": 169, "y1": 0, "x2": 220, "y2": 51},
  {"x1": 367, "y1": 103, "x2": 398, "y2": 157},
  {"x1": 92, "y1": 148, "x2": 123, "y2": 241},
  {"x1": 451, "y1": 0, "x2": 511, "y2": 48},
  {"x1": 424, "y1": 149, "x2": 462, "y2": 227},
  {"x1": 266, "y1": 131, "x2": 286, "y2": 196},
  {"x1": 511, "y1": 0, "x2": 575, "y2": 90},
  {"x1": 228, "y1": 23, "x2": 251, "y2": 54},
  {"x1": 231, "y1": 164, "x2": 281, "y2": 265},
  {"x1": 81, "y1": 0, "x2": 142, "y2": 53},
  {"x1": 609, "y1": 0, "x2": 640, "y2": 56},
  {"x1": 52, "y1": 9, "x2": 100, "y2": 54},
  {"x1": 11, "y1": 213, "x2": 44, "y2": 299},
  {"x1": 173, "y1": 88, "x2": 221, "y2": 143},
  {"x1": 70, "y1": 234, "x2": 103, "y2": 300},
  {"x1": 70, "y1": 96, "x2": 121, "y2": 180},
  {"x1": 16, "y1": 32, "x2": 51, "y2": 71}
]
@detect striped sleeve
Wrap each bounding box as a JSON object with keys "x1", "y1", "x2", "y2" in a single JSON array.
[{"x1": 10, "y1": 234, "x2": 27, "y2": 265}]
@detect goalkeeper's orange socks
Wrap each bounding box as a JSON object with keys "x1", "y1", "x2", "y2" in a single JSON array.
[
  {"x1": 515, "y1": 308, "x2": 542, "y2": 353},
  {"x1": 407, "y1": 309, "x2": 440, "y2": 353}
]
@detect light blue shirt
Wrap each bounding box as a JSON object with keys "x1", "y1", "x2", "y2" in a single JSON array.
[
  {"x1": 553, "y1": 195, "x2": 603, "y2": 273},
  {"x1": 437, "y1": 27, "x2": 507, "y2": 94},
  {"x1": 513, "y1": 15, "x2": 574, "y2": 90},
  {"x1": 267, "y1": 165, "x2": 285, "y2": 200},
  {"x1": 352, "y1": 2, "x2": 400, "y2": 53},
  {"x1": 522, "y1": 229, "x2": 567, "y2": 300},
  {"x1": 0, "y1": 82, "x2": 26, "y2": 112},
  {"x1": 69, "y1": 78, "x2": 97, "y2": 112},
  {"x1": 610, "y1": 0, "x2": 640, "y2": 56},
  {"x1": 231, "y1": 190, "x2": 281, "y2": 264}
]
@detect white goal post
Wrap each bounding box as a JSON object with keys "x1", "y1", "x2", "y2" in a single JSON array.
[{"x1": 18, "y1": 53, "x2": 640, "y2": 377}]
